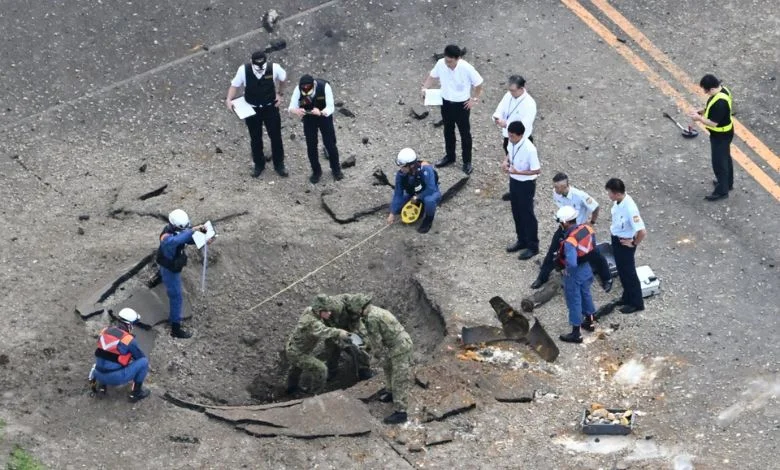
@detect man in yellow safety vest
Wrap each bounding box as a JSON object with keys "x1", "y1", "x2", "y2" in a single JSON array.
[{"x1": 689, "y1": 74, "x2": 733, "y2": 201}]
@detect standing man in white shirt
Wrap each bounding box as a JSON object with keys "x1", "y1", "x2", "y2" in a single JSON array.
[
  {"x1": 605, "y1": 178, "x2": 647, "y2": 314},
  {"x1": 225, "y1": 51, "x2": 288, "y2": 178},
  {"x1": 421, "y1": 45, "x2": 484, "y2": 175},
  {"x1": 502, "y1": 121, "x2": 541, "y2": 260},
  {"x1": 531, "y1": 172, "x2": 612, "y2": 292},
  {"x1": 288, "y1": 75, "x2": 343, "y2": 184},
  {"x1": 492, "y1": 75, "x2": 537, "y2": 201}
]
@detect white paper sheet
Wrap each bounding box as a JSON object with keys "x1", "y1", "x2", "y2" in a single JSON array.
[
  {"x1": 231, "y1": 97, "x2": 257, "y2": 119},
  {"x1": 424, "y1": 88, "x2": 443, "y2": 106},
  {"x1": 192, "y1": 221, "x2": 216, "y2": 249}
]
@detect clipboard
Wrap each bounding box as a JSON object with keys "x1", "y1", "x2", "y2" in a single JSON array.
[
  {"x1": 424, "y1": 89, "x2": 443, "y2": 106},
  {"x1": 231, "y1": 97, "x2": 257, "y2": 119},
  {"x1": 192, "y1": 221, "x2": 216, "y2": 249}
]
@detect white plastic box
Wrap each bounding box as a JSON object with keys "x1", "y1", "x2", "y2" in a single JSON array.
[{"x1": 636, "y1": 265, "x2": 660, "y2": 298}]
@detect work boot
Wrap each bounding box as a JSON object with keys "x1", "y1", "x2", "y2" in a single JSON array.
[
  {"x1": 383, "y1": 411, "x2": 408, "y2": 425},
  {"x1": 518, "y1": 248, "x2": 539, "y2": 260},
  {"x1": 129, "y1": 384, "x2": 150, "y2": 402},
  {"x1": 619, "y1": 305, "x2": 644, "y2": 314},
  {"x1": 332, "y1": 170, "x2": 345, "y2": 181},
  {"x1": 358, "y1": 369, "x2": 376, "y2": 381},
  {"x1": 462, "y1": 163, "x2": 473, "y2": 175},
  {"x1": 506, "y1": 240, "x2": 526, "y2": 253},
  {"x1": 309, "y1": 172, "x2": 322, "y2": 184},
  {"x1": 378, "y1": 391, "x2": 394, "y2": 403},
  {"x1": 602, "y1": 278, "x2": 613, "y2": 293},
  {"x1": 581, "y1": 315, "x2": 596, "y2": 332},
  {"x1": 252, "y1": 165, "x2": 264, "y2": 178},
  {"x1": 530, "y1": 277, "x2": 547, "y2": 289},
  {"x1": 170, "y1": 323, "x2": 192, "y2": 339},
  {"x1": 501, "y1": 192, "x2": 511, "y2": 201},
  {"x1": 559, "y1": 326, "x2": 582, "y2": 344},
  {"x1": 275, "y1": 166, "x2": 289, "y2": 177},
  {"x1": 434, "y1": 156, "x2": 455, "y2": 168},
  {"x1": 417, "y1": 215, "x2": 434, "y2": 234}
]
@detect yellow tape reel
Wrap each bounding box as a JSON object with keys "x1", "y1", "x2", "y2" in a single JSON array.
[{"x1": 401, "y1": 199, "x2": 423, "y2": 224}]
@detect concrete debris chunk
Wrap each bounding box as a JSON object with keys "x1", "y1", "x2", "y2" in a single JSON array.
[{"x1": 262, "y1": 9, "x2": 280, "y2": 32}]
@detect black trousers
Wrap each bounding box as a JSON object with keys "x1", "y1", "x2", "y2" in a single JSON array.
[
  {"x1": 509, "y1": 178, "x2": 539, "y2": 251},
  {"x1": 538, "y1": 226, "x2": 611, "y2": 283},
  {"x1": 611, "y1": 236, "x2": 644, "y2": 309},
  {"x1": 303, "y1": 115, "x2": 340, "y2": 174},
  {"x1": 710, "y1": 134, "x2": 734, "y2": 195},
  {"x1": 244, "y1": 105, "x2": 285, "y2": 170},
  {"x1": 441, "y1": 99, "x2": 472, "y2": 164}
]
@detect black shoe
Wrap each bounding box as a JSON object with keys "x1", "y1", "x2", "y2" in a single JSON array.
[
  {"x1": 704, "y1": 192, "x2": 728, "y2": 201},
  {"x1": 530, "y1": 277, "x2": 546, "y2": 289},
  {"x1": 712, "y1": 180, "x2": 733, "y2": 191},
  {"x1": 383, "y1": 411, "x2": 408, "y2": 425},
  {"x1": 506, "y1": 241, "x2": 526, "y2": 253},
  {"x1": 435, "y1": 157, "x2": 455, "y2": 168},
  {"x1": 619, "y1": 305, "x2": 644, "y2": 314},
  {"x1": 332, "y1": 171, "x2": 345, "y2": 181},
  {"x1": 252, "y1": 166, "x2": 265, "y2": 178},
  {"x1": 417, "y1": 215, "x2": 434, "y2": 234},
  {"x1": 518, "y1": 249, "x2": 539, "y2": 260},
  {"x1": 170, "y1": 323, "x2": 192, "y2": 339},
  {"x1": 378, "y1": 391, "x2": 394, "y2": 403},
  {"x1": 129, "y1": 387, "x2": 150, "y2": 402},
  {"x1": 462, "y1": 163, "x2": 473, "y2": 175},
  {"x1": 602, "y1": 279, "x2": 613, "y2": 293},
  {"x1": 309, "y1": 172, "x2": 322, "y2": 184},
  {"x1": 559, "y1": 332, "x2": 583, "y2": 344},
  {"x1": 615, "y1": 299, "x2": 627, "y2": 306},
  {"x1": 501, "y1": 192, "x2": 511, "y2": 201},
  {"x1": 275, "y1": 167, "x2": 289, "y2": 177},
  {"x1": 358, "y1": 369, "x2": 376, "y2": 381},
  {"x1": 581, "y1": 315, "x2": 596, "y2": 332}
]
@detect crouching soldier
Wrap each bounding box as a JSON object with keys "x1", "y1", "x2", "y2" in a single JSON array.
[
  {"x1": 286, "y1": 295, "x2": 350, "y2": 395},
  {"x1": 324, "y1": 293, "x2": 377, "y2": 381},
  {"x1": 90, "y1": 308, "x2": 150, "y2": 402},
  {"x1": 387, "y1": 148, "x2": 442, "y2": 234},
  {"x1": 350, "y1": 294, "x2": 413, "y2": 425}
]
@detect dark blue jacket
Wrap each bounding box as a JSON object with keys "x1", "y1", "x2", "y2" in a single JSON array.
[{"x1": 390, "y1": 164, "x2": 440, "y2": 214}]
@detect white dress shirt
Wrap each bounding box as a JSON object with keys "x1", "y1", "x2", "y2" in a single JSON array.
[
  {"x1": 553, "y1": 186, "x2": 599, "y2": 225},
  {"x1": 288, "y1": 81, "x2": 336, "y2": 117},
  {"x1": 492, "y1": 90, "x2": 537, "y2": 138},
  {"x1": 230, "y1": 63, "x2": 286, "y2": 88},
  {"x1": 429, "y1": 59, "x2": 484, "y2": 102},
  {"x1": 610, "y1": 194, "x2": 646, "y2": 238},
  {"x1": 507, "y1": 138, "x2": 540, "y2": 182}
]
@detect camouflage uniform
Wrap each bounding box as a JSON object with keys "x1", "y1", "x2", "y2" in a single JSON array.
[
  {"x1": 286, "y1": 297, "x2": 345, "y2": 393},
  {"x1": 348, "y1": 295, "x2": 413, "y2": 412},
  {"x1": 324, "y1": 293, "x2": 372, "y2": 373}
]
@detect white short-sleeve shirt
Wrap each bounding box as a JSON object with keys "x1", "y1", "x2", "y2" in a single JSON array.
[
  {"x1": 230, "y1": 63, "x2": 286, "y2": 88},
  {"x1": 429, "y1": 59, "x2": 484, "y2": 102},
  {"x1": 492, "y1": 91, "x2": 537, "y2": 138},
  {"x1": 553, "y1": 186, "x2": 599, "y2": 225},
  {"x1": 610, "y1": 194, "x2": 646, "y2": 238},
  {"x1": 507, "y1": 139, "x2": 540, "y2": 182}
]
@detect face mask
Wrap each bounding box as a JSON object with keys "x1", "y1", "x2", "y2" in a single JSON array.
[
  {"x1": 251, "y1": 63, "x2": 267, "y2": 77},
  {"x1": 301, "y1": 85, "x2": 314, "y2": 96}
]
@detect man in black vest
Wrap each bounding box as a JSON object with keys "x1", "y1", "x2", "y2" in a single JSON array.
[
  {"x1": 226, "y1": 51, "x2": 288, "y2": 178},
  {"x1": 288, "y1": 75, "x2": 343, "y2": 184}
]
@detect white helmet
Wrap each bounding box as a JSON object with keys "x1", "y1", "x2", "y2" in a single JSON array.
[
  {"x1": 396, "y1": 148, "x2": 418, "y2": 166},
  {"x1": 117, "y1": 308, "x2": 140, "y2": 324},
  {"x1": 556, "y1": 206, "x2": 578, "y2": 223},
  {"x1": 168, "y1": 209, "x2": 191, "y2": 230}
]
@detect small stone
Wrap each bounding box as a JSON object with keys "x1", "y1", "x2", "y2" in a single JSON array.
[
  {"x1": 290, "y1": 133, "x2": 296, "y2": 140},
  {"x1": 616, "y1": 37, "x2": 627, "y2": 43},
  {"x1": 0, "y1": 354, "x2": 8, "y2": 366},
  {"x1": 77, "y1": 227, "x2": 85, "y2": 235},
  {"x1": 338, "y1": 108, "x2": 356, "y2": 118},
  {"x1": 397, "y1": 99, "x2": 405, "y2": 105},
  {"x1": 324, "y1": 29, "x2": 334, "y2": 38},
  {"x1": 408, "y1": 443, "x2": 423, "y2": 452},
  {"x1": 335, "y1": 101, "x2": 345, "y2": 108},
  {"x1": 341, "y1": 156, "x2": 356, "y2": 168},
  {"x1": 78, "y1": 215, "x2": 90, "y2": 221},
  {"x1": 410, "y1": 107, "x2": 429, "y2": 120},
  {"x1": 215, "y1": 146, "x2": 223, "y2": 154},
  {"x1": 595, "y1": 438, "x2": 600, "y2": 443},
  {"x1": 139, "y1": 163, "x2": 147, "y2": 173},
  {"x1": 262, "y1": 9, "x2": 280, "y2": 32},
  {"x1": 361, "y1": 137, "x2": 369, "y2": 145}
]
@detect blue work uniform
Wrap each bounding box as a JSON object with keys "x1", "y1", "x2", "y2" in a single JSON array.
[
  {"x1": 93, "y1": 327, "x2": 149, "y2": 387},
  {"x1": 562, "y1": 226, "x2": 597, "y2": 327},
  {"x1": 157, "y1": 227, "x2": 195, "y2": 323},
  {"x1": 390, "y1": 163, "x2": 441, "y2": 218}
]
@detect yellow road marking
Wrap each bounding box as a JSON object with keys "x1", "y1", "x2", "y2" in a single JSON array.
[
  {"x1": 591, "y1": 0, "x2": 780, "y2": 174},
  {"x1": 560, "y1": 0, "x2": 780, "y2": 201}
]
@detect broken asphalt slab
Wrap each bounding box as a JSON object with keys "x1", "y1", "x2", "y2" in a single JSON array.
[
  {"x1": 111, "y1": 282, "x2": 191, "y2": 328},
  {"x1": 476, "y1": 371, "x2": 549, "y2": 403},
  {"x1": 165, "y1": 391, "x2": 373, "y2": 439},
  {"x1": 421, "y1": 389, "x2": 476, "y2": 423},
  {"x1": 74, "y1": 253, "x2": 155, "y2": 319}
]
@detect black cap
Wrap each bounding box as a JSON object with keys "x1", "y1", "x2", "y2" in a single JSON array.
[
  {"x1": 251, "y1": 51, "x2": 267, "y2": 65},
  {"x1": 299, "y1": 74, "x2": 315, "y2": 87}
]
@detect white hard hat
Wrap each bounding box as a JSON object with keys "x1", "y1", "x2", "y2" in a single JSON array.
[
  {"x1": 168, "y1": 209, "x2": 191, "y2": 230},
  {"x1": 396, "y1": 148, "x2": 418, "y2": 166},
  {"x1": 117, "y1": 308, "x2": 140, "y2": 324},
  {"x1": 556, "y1": 206, "x2": 578, "y2": 223}
]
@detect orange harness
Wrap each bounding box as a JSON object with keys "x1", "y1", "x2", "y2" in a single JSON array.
[
  {"x1": 95, "y1": 326, "x2": 134, "y2": 366},
  {"x1": 557, "y1": 224, "x2": 595, "y2": 267}
]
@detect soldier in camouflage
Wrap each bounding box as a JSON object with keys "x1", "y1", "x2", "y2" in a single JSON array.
[
  {"x1": 323, "y1": 293, "x2": 376, "y2": 381},
  {"x1": 348, "y1": 294, "x2": 414, "y2": 425},
  {"x1": 285, "y1": 294, "x2": 350, "y2": 395}
]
